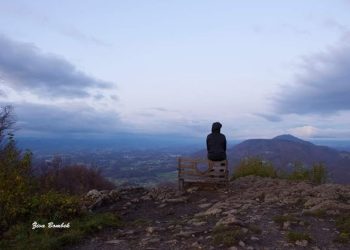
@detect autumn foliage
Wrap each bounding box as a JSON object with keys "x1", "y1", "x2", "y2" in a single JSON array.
[
  {"x1": 0, "y1": 105, "x2": 115, "y2": 236},
  {"x1": 40, "y1": 164, "x2": 115, "y2": 195}
]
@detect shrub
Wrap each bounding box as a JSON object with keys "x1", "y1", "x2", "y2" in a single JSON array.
[
  {"x1": 334, "y1": 214, "x2": 350, "y2": 243},
  {"x1": 287, "y1": 162, "x2": 327, "y2": 184},
  {"x1": 273, "y1": 214, "x2": 298, "y2": 227},
  {"x1": 212, "y1": 225, "x2": 245, "y2": 246},
  {"x1": 0, "y1": 106, "x2": 120, "y2": 249},
  {"x1": 0, "y1": 139, "x2": 34, "y2": 232},
  {"x1": 230, "y1": 156, "x2": 328, "y2": 185},
  {"x1": 1, "y1": 212, "x2": 121, "y2": 250},
  {"x1": 309, "y1": 163, "x2": 327, "y2": 184},
  {"x1": 30, "y1": 191, "x2": 82, "y2": 221},
  {"x1": 232, "y1": 156, "x2": 277, "y2": 180},
  {"x1": 287, "y1": 231, "x2": 312, "y2": 243},
  {"x1": 39, "y1": 165, "x2": 115, "y2": 195},
  {"x1": 287, "y1": 162, "x2": 310, "y2": 181}
]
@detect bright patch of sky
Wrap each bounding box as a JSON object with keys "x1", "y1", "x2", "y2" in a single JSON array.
[{"x1": 1, "y1": 0, "x2": 350, "y2": 139}]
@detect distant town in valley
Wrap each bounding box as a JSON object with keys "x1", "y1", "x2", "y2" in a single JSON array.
[{"x1": 17, "y1": 135, "x2": 350, "y2": 187}]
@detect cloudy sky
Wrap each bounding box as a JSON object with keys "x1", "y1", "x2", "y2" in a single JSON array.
[{"x1": 1, "y1": 0, "x2": 350, "y2": 140}]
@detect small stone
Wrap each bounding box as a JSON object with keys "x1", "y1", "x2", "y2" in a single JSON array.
[
  {"x1": 215, "y1": 215, "x2": 238, "y2": 226},
  {"x1": 239, "y1": 240, "x2": 245, "y2": 247},
  {"x1": 295, "y1": 240, "x2": 308, "y2": 247},
  {"x1": 222, "y1": 209, "x2": 237, "y2": 215},
  {"x1": 164, "y1": 197, "x2": 188, "y2": 203},
  {"x1": 108, "y1": 189, "x2": 119, "y2": 200},
  {"x1": 148, "y1": 238, "x2": 160, "y2": 244},
  {"x1": 228, "y1": 247, "x2": 238, "y2": 250},
  {"x1": 191, "y1": 241, "x2": 201, "y2": 248},
  {"x1": 124, "y1": 230, "x2": 135, "y2": 235},
  {"x1": 105, "y1": 240, "x2": 125, "y2": 244},
  {"x1": 283, "y1": 221, "x2": 290, "y2": 230},
  {"x1": 146, "y1": 227, "x2": 155, "y2": 234},
  {"x1": 198, "y1": 203, "x2": 212, "y2": 209},
  {"x1": 199, "y1": 198, "x2": 207, "y2": 203},
  {"x1": 175, "y1": 230, "x2": 196, "y2": 238},
  {"x1": 165, "y1": 239, "x2": 178, "y2": 245},
  {"x1": 192, "y1": 221, "x2": 207, "y2": 226},
  {"x1": 195, "y1": 207, "x2": 222, "y2": 217},
  {"x1": 187, "y1": 187, "x2": 199, "y2": 193},
  {"x1": 86, "y1": 189, "x2": 101, "y2": 199},
  {"x1": 251, "y1": 236, "x2": 259, "y2": 241},
  {"x1": 158, "y1": 203, "x2": 167, "y2": 208},
  {"x1": 141, "y1": 195, "x2": 151, "y2": 201}
]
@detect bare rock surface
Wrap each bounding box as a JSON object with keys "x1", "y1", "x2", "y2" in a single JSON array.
[{"x1": 67, "y1": 176, "x2": 350, "y2": 250}]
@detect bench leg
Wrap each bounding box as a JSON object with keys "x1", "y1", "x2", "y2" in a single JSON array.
[{"x1": 179, "y1": 178, "x2": 184, "y2": 192}]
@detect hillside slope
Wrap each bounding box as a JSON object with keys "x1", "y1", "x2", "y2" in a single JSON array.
[
  {"x1": 69, "y1": 177, "x2": 350, "y2": 249},
  {"x1": 195, "y1": 135, "x2": 350, "y2": 183}
]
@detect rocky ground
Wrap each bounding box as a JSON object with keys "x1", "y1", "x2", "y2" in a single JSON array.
[{"x1": 67, "y1": 176, "x2": 350, "y2": 250}]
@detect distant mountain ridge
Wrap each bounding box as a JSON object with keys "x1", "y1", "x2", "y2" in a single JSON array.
[
  {"x1": 272, "y1": 134, "x2": 312, "y2": 145},
  {"x1": 195, "y1": 134, "x2": 350, "y2": 184}
]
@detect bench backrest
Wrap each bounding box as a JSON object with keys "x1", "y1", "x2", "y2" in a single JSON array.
[{"x1": 177, "y1": 157, "x2": 228, "y2": 184}]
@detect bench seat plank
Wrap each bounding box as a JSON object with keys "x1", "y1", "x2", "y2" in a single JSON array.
[{"x1": 177, "y1": 157, "x2": 228, "y2": 190}]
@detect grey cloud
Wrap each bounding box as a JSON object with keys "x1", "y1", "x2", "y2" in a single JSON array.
[
  {"x1": 255, "y1": 113, "x2": 282, "y2": 122},
  {"x1": 149, "y1": 107, "x2": 181, "y2": 113},
  {"x1": 323, "y1": 19, "x2": 348, "y2": 33},
  {"x1": 275, "y1": 44, "x2": 350, "y2": 115},
  {"x1": 149, "y1": 107, "x2": 171, "y2": 112},
  {"x1": 0, "y1": 35, "x2": 113, "y2": 98},
  {"x1": 0, "y1": 3, "x2": 109, "y2": 47},
  {"x1": 110, "y1": 95, "x2": 119, "y2": 101},
  {"x1": 59, "y1": 26, "x2": 111, "y2": 47},
  {"x1": 5, "y1": 102, "x2": 123, "y2": 135}
]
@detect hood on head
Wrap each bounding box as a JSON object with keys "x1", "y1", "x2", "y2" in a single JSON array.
[{"x1": 212, "y1": 122, "x2": 222, "y2": 133}]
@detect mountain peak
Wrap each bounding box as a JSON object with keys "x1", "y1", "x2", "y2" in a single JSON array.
[{"x1": 273, "y1": 134, "x2": 308, "y2": 143}]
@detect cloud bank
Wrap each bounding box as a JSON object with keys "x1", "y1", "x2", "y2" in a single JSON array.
[
  {"x1": 275, "y1": 43, "x2": 350, "y2": 115},
  {"x1": 255, "y1": 113, "x2": 282, "y2": 122},
  {"x1": 1, "y1": 101, "x2": 122, "y2": 136},
  {"x1": 0, "y1": 35, "x2": 122, "y2": 137},
  {"x1": 0, "y1": 35, "x2": 112, "y2": 99}
]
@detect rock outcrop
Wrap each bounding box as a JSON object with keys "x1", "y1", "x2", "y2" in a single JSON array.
[{"x1": 73, "y1": 176, "x2": 350, "y2": 250}]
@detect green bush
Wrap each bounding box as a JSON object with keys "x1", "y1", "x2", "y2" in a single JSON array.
[
  {"x1": 334, "y1": 214, "x2": 350, "y2": 243},
  {"x1": 212, "y1": 225, "x2": 245, "y2": 246},
  {"x1": 0, "y1": 106, "x2": 123, "y2": 249},
  {"x1": 0, "y1": 140, "x2": 34, "y2": 231},
  {"x1": 287, "y1": 231, "x2": 312, "y2": 243},
  {"x1": 287, "y1": 162, "x2": 310, "y2": 181},
  {"x1": 231, "y1": 156, "x2": 327, "y2": 185},
  {"x1": 310, "y1": 163, "x2": 327, "y2": 184},
  {"x1": 1, "y1": 212, "x2": 121, "y2": 250},
  {"x1": 287, "y1": 162, "x2": 327, "y2": 184},
  {"x1": 30, "y1": 191, "x2": 82, "y2": 221},
  {"x1": 231, "y1": 157, "x2": 277, "y2": 180}
]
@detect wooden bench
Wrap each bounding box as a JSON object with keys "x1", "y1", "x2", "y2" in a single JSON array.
[{"x1": 177, "y1": 157, "x2": 229, "y2": 191}]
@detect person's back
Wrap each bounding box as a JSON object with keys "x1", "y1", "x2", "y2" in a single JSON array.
[{"x1": 206, "y1": 122, "x2": 227, "y2": 161}]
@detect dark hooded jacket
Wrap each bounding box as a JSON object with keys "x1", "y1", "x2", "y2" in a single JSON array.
[{"x1": 206, "y1": 122, "x2": 227, "y2": 161}]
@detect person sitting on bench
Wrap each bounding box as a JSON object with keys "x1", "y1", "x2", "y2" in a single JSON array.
[{"x1": 206, "y1": 122, "x2": 227, "y2": 161}]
